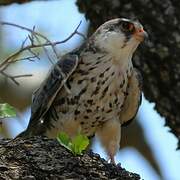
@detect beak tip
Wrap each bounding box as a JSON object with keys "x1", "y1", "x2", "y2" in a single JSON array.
[{"x1": 144, "y1": 31, "x2": 149, "y2": 40}]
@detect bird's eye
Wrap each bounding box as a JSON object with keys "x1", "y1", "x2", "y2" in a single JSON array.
[{"x1": 120, "y1": 21, "x2": 135, "y2": 33}]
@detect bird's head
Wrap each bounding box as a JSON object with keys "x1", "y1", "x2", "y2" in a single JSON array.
[{"x1": 92, "y1": 18, "x2": 148, "y2": 61}]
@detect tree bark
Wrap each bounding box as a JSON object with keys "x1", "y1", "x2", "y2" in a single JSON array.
[
  {"x1": 76, "y1": 0, "x2": 180, "y2": 148},
  {"x1": 0, "y1": 136, "x2": 140, "y2": 180},
  {"x1": 0, "y1": 0, "x2": 48, "y2": 6}
]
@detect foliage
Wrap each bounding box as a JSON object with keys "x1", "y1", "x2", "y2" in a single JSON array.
[
  {"x1": 0, "y1": 103, "x2": 16, "y2": 133},
  {"x1": 0, "y1": 103, "x2": 16, "y2": 118},
  {"x1": 57, "y1": 132, "x2": 89, "y2": 155}
]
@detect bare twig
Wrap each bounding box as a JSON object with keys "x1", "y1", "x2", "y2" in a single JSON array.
[
  {"x1": 33, "y1": 32, "x2": 55, "y2": 64},
  {"x1": 21, "y1": 36, "x2": 28, "y2": 49},
  {"x1": 0, "y1": 21, "x2": 83, "y2": 68},
  {"x1": 0, "y1": 21, "x2": 84, "y2": 85},
  {"x1": 28, "y1": 49, "x2": 40, "y2": 59},
  {"x1": 1, "y1": 55, "x2": 38, "y2": 72},
  {"x1": 1, "y1": 22, "x2": 50, "y2": 41},
  {"x1": 1, "y1": 71, "x2": 32, "y2": 85},
  {"x1": 2, "y1": 22, "x2": 59, "y2": 60},
  {"x1": 76, "y1": 31, "x2": 87, "y2": 40}
]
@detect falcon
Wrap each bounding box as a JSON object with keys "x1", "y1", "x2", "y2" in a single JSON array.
[{"x1": 18, "y1": 18, "x2": 147, "y2": 163}]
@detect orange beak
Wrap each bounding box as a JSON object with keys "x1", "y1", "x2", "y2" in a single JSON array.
[{"x1": 133, "y1": 28, "x2": 148, "y2": 42}]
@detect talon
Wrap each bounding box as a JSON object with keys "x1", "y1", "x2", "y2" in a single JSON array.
[{"x1": 109, "y1": 154, "x2": 116, "y2": 165}]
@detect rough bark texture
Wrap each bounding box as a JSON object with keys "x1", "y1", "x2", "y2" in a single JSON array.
[
  {"x1": 0, "y1": 0, "x2": 47, "y2": 6},
  {"x1": 0, "y1": 136, "x2": 140, "y2": 180},
  {"x1": 0, "y1": 0, "x2": 30, "y2": 5},
  {"x1": 76, "y1": 0, "x2": 180, "y2": 148}
]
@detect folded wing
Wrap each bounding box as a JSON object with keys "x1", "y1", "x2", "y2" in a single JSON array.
[
  {"x1": 120, "y1": 68, "x2": 142, "y2": 126},
  {"x1": 19, "y1": 53, "x2": 79, "y2": 137}
]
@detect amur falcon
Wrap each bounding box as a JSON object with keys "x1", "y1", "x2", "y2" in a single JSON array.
[{"x1": 18, "y1": 18, "x2": 147, "y2": 163}]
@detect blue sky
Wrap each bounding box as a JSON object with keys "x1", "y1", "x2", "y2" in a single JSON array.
[{"x1": 1, "y1": 1, "x2": 180, "y2": 180}]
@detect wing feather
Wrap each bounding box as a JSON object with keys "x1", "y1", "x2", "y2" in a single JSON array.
[
  {"x1": 20, "y1": 53, "x2": 79, "y2": 136},
  {"x1": 120, "y1": 68, "x2": 142, "y2": 126}
]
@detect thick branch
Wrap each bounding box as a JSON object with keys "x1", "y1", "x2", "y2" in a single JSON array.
[
  {"x1": 0, "y1": 0, "x2": 49, "y2": 6},
  {"x1": 0, "y1": 137, "x2": 140, "y2": 180}
]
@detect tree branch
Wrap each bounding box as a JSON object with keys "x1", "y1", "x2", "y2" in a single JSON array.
[
  {"x1": 0, "y1": 0, "x2": 50, "y2": 6},
  {"x1": 0, "y1": 136, "x2": 140, "y2": 180}
]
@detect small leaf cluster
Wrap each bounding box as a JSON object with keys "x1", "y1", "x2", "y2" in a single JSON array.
[
  {"x1": 0, "y1": 103, "x2": 16, "y2": 118},
  {"x1": 57, "y1": 132, "x2": 89, "y2": 155},
  {"x1": 0, "y1": 103, "x2": 16, "y2": 133}
]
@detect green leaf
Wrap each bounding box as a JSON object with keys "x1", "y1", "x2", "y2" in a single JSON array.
[
  {"x1": 57, "y1": 132, "x2": 72, "y2": 152},
  {"x1": 0, "y1": 103, "x2": 16, "y2": 118},
  {"x1": 57, "y1": 132, "x2": 89, "y2": 155},
  {"x1": 71, "y1": 134, "x2": 89, "y2": 155},
  {"x1": 57, "y1": 132, "x2": 70, "y2": 146}
]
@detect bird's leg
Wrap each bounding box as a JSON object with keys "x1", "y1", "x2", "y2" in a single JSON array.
[
  {"x1": 96, "y1": 118, "x2": 121, "y2": 165},
  {"x1": 109, "y1": 153, "x2": 116, "y2": 164}
]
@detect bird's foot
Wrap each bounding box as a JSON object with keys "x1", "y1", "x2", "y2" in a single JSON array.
[{"x1": 108, "y1": 154, "x2": 116, "y2": 165}]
